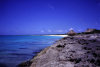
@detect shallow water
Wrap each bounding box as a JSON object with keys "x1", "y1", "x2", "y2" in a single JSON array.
[{"x1": 0, "y1": 35, "x2": 62, "y2": 67}]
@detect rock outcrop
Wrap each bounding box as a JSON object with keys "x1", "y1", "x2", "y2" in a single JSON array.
[
  {"x1": 85, "y1": 28, "x2": 96, "y2": 33},
  {"x1": 84, "y1": 28, "x2": 100, "y2": 34},
  {"x1": 67, "y1": 30, "x2": 76, "y2": 36},
  {"x1": 18, "y1": 34, "x2": 100, "y2": 67}
]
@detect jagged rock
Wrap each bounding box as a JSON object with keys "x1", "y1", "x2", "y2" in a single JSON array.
[
  {"x1": 84, "y1": 28, "x2": 100, "y2": 34},
  {"x1": 85, "y1": 28, "x2": 96, "y2": 33},
  {"x1": 18, "y1": 34, "x2": 100, "y2": 67},
  {"x1": 67, "y1": 30, "x2": 76, "y2": 36}
]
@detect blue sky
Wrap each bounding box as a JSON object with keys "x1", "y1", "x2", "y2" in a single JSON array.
[{"x1": 0, "y1": 0, "x2": 100, "y2": 35}]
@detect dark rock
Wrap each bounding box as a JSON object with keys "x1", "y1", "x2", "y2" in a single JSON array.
[
  {"x1": 95, "y1": 59, "x2": 100, "y2": 66},
  {"x1": 56, "y1": 45, "x2": 65, "y2": 48},
  {"x1": 84, "y1": 28, "x2": 100, "y2": 34},
  {"x1": 18, "y1": 61, "x2": 32, "y2": 67},
  {"x1": 92, "y1": 52, "x2": 97, "y2": 57},
  {"x1": 85, "y1": 28, "x2": 96, "y2": 33},
  {"x1": 69, "y1": 58, "x2": 81, "y2": 63},
  {"x1": 75, "y1": 58, "x2": 81, "y2": 64},
  {"x1": 0, "y1": 63, "x2": 7, "y2": 67},
  {"x1": 90, "y1": 59, "x2": 95, "y2": 63}
]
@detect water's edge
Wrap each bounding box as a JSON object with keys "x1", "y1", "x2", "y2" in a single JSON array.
[
  {"x1": 18, "y1": 46, "x2": 51, "y2": 67},
  {"x1": 18, "y1": 34, "x2": 100, "y2": 67},
  {"x1": 0, "y1": 35, "x2": 63, "y2": 67}
]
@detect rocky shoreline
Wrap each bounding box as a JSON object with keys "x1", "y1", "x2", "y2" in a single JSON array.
[{"x1": 18, "y1": 33, "x2": 100, "y2": 67}]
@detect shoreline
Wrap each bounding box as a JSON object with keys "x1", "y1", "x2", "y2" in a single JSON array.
[
  {"x1": 18, "y1": 33, "x2": 100, "y2": 67},
  {"x1": 43, "y1": 35, "x2": 68, "y2": 37}
]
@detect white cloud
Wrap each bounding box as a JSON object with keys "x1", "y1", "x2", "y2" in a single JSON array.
[
  {"x1": 48, "y1": 29, "x2": 52, "y2": 32},
  {"x1": 64, "y1": 30, "x2": 68, "y2": 32},
  {"x1": 78, "y1": 30, "x2": 81, "y2": 32},
  {"x1": 69, "y1": 28, "x2": 73, "y2": 30},
  {"x1": 41, "y1": 30, "x2": 44, "y2": 33},
  {"x1": 48, "y1": 4, "x2": 55, "y2": 10},
  {"x1": 56, "y1": 30, "x2": 63, "y2": 32}
]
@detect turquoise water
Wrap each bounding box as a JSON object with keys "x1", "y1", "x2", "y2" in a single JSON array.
[{"x1": 0, "y1": 35, "x2": 62, "y2": 67}]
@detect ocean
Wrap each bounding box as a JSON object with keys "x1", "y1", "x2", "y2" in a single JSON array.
[{"x1": 0, "y1": 35, "x2": 62, "y2": 67}]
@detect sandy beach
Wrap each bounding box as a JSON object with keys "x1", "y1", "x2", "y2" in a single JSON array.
[{"x1": 43, "y1": 35, "x2": 68, "y2": 37}]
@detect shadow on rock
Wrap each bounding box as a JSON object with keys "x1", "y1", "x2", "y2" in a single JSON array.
[{"x1": 0, "y1": 63, "x2": 7, "y2": 67}]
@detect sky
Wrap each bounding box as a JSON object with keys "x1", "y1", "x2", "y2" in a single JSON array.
[{"x1": 0, "y1": 0, "x2": 100, "y2": 35}]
